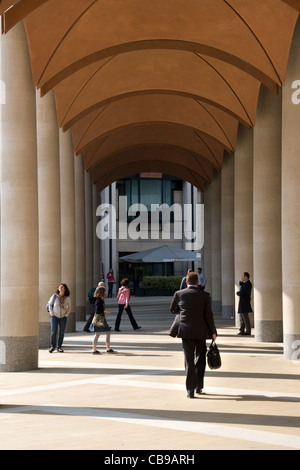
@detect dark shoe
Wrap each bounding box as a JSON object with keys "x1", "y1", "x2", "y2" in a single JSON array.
[
  {"x1": 195, "y1": 387, "x2": 203, "y2": 394},
  {"x1": 134, "y1": 326, "x2": 141, "y2": 330},
  {"x1": 57, "y1": 347, "x2": 64, "y2": 353},
  {"x1": 106, "y1": 349, "x2": 115, "y2": 353},
  {"x1": 49, "y1": 347, "x2": 55, "y2": 353},
  {"x1": 114, "y1": 329, "x2": 121, "y2": 331},
  {"x1": 83, "y1": 328, "x2": 90, "y2": 333},
  {"x1": 92, "y1": 350, "x2": 101, "y2": 355},
  {"x1": 237, "y1": 331, "x2": 245, "y2": 335},
  {"x1": 187, "y1": 391, "x2": 194, "y2": 398}
]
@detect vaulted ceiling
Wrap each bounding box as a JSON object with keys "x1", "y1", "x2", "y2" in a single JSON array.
[{"x1": 1, "y1": 0, "x2": 299, "y2": 191}]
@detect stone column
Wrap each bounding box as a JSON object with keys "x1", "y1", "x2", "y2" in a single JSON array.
[
  {"x1": 203, "y1": 182, "x2": 212, "y2": 293},
  {"x1": 234, "y1": 125, "x2": 254, "y2": 328},
  {"x1": 85, "y1": 171, "x2": 94, "y2": 293},
  {"x1": 221, "y1": 152, "x2": 234, "y2": 319},
  {"x1": 100, "y1": 184, "x2": 117, "y2": 289},
  {"x1": 211, "y1": 171, "x2": 222, "y2": 313},
  {"x1": 59, "y1": 129, "x2": 76, "y2": 332},
  {"x1": 36, "y1": 89, "x2": 61, "y2": 347},
  {"x1": 253, "y1": 85, "x2": 283, "y2": 342},
  {"x1": 282, "y1": 18, "x2": 300, "y2": 360},
  {"x1": 74, "y1": 154, "x2": 86, "y2": 321},
  {"x1": 0, "y1": 22, "x2": 39, "y2": 371},
  {"x1": 85, "y1": 170, "x2": 94, "y2": 320},
  {"x1": 93, "y1": 185, "x2": 101, "y2": 285}
]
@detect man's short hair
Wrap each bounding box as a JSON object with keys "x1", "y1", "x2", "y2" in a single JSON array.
[
  {"x1": 244, "y1": 272, "x2": 250, "y2": 279},
  {"x1": 186, "y1": 272, "x2": 198, "y2": 285}
]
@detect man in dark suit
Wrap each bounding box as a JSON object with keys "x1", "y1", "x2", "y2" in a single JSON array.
[
  {"x1": 170, "y1": 271, "x2": 217, "y2": 398},
  {"x1": 236, "y1": 272, "x2": 252, "y2": 335}
]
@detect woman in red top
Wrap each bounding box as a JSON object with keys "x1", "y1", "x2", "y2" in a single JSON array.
[
  {"x1": 115, "y1": 278, "x2": 141, "y2": 331},
  {"x1": 106, "y1": 268, "x2": 115, "y2": 298}
]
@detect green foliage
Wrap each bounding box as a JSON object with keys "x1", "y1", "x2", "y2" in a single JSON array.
[{"x1": 140, "y1": 275, "x2": 182, "y2": 290}]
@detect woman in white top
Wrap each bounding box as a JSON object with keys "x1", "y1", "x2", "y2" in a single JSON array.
[{"x1": 49, "y1": 283, "x2": 71, "y2": 353}]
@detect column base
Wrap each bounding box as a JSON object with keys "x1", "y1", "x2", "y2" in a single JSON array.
[
  {"x1": 76, "y1": 306, "x2": 86, "y2": 321},
  {"x1": 284, "y1": 333, "x2": 300, "y2": 362},
  {"x1": 212, "y1": 300, "x2": 222, "y2": 313},
  {"x1": 39, "y1": 322, "x2": 51, "y2": 348},
  {"x1": 65, "y1": 311, "x2": 76, "y2": 333},
  {"x1": 222, "y1": 304, "x2": 234, "y2": 319},
  {"x1": 0, "y1": 336, "x2": 38, "y2": 372},
  {"x1": 255, "y1": 320, "x2": 283, "y2": 343}
]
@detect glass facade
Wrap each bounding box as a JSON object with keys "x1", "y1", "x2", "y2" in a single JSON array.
[
  {"x1": 116, "y1": 174, "x2": 183, "y2": 284},
  {"x1": 116, "y1": 174, "x2": 182, "y2": 219}
]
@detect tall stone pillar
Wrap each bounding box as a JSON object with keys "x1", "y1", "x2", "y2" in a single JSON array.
[
  {"x1": 85, "y1": 171, "x2": 94, "y2": 294},
  {"x1": 203, "y1": 182, "x2": 212, "y2": 293},
  {"x1": 74, "y1": 154, "x2": 86, "y2": 321},
  {"x1": 93, "y1": 185, "x2": 101, "y2": 285},
  {"x1": 234, "y1": 125, "x2": 254, "y2": 327},
  {"x1": 100, "y1": 184, "x2": 117, "y2": 289},
  {"x1": 0, "y1": 22, "x2": 39, "y2": 371},
  {"x1": 59, "y1": 129, "x2": 76, "y2": 332},
  {"x1": 253, "y1": 85, "x2": 282, "y2": 342},
  {"x1": 211, "y1": 171, "x2": 222, "y2": 313},
  {"x1": 282, "y1": 18, "x2": 300, "y2": 360},
  {"x1": 221, "y1": 153, "x2": 234, "y2": 319},
  {"x1": 85, "y1": 170, "x2": 94, "y2": 320},
  {"x1": 36, "y1": 89, "x2": 61, "y2": 347}
]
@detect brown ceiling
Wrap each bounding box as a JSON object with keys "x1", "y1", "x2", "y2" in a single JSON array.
[{"x1": 1, "y1": 0, "x2": 299, "y2": 191}]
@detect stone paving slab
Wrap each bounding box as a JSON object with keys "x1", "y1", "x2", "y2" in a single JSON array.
[{"x1": 0, "y1": 296, "x2": 300, "y2": 451}]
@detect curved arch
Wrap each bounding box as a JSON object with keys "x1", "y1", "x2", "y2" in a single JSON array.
[
  {"x1": 19, "y1": 0, "x2": 297, "y2": 93},
  {"x1": 93, "y1": 159, "x2": 208, "y2": 193},
  {"x1": 54, "y1": 50, "x2": 260, "y2": 129},
  {"x1": 70, "y1": 94, "x2": 239, "y2": 154},
  {"x1": 82, "y1": 123, "x2": 225, "y2": 171},
  {"x1": 88, "y1": 145, "x2": 215, "y2": 184}
]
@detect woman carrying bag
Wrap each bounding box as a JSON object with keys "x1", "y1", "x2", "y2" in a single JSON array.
[
  {"x1": 49, "y1": 283, "x2": 71, "y2": 353},
  {"x1": 92, "y1": 286, "x2": 115, "y2": 355}
]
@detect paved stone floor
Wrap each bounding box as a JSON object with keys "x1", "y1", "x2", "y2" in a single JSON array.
[{"x1": 0, "y1": 296, "x2": 300, "y2": 451}]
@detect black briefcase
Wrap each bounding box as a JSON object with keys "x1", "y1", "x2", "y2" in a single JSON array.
[
  {"x1": 207, "y1": 341, "x2": 221, "y2": 369},
  {"x1": 168, "y1": 314, "x2": 180, "y2": 338}
]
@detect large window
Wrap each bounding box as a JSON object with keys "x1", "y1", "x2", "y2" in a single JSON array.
[{"x1": 116, "y1": 174, "x2": 182, "y2": 220}]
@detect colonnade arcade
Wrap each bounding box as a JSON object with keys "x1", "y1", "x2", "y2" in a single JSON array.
[{"x1": 1, "y1": 2, "x2": 300, "y2": 371}]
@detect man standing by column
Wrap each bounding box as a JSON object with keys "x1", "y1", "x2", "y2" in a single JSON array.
[
  {"x1": 236, "y1": 272, "x2": 253, "y2": 335},
  {"x1": 170, "y1": 272, "x2": 217, "y2": 398}
]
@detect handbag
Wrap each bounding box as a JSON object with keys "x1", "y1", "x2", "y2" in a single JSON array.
[
  {"x1": 207, "y1": 340, "x2": 221, "y2": 369},
  {"x1": 92, "y1": 313, "x2": 105, "y2": 328},
  {"x1": 168, "y1": 314, "x2": 180, "y2": 337},
  {"x1": 46, "y1": 294, "x2": 56, "y2": 312}
]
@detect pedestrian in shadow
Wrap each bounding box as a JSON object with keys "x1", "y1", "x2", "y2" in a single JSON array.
[{"x1": 236, "y1": 272, "x2": 253, "y2": 335}]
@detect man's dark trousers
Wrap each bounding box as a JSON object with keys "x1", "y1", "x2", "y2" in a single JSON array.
[{"x1": 182, "y1": 338, "x2": 207, "y2": 392}]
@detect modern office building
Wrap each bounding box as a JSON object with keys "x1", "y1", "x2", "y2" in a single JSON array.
[{"x1": 1, "y1": 1, "x2": 300, "y2": 371}]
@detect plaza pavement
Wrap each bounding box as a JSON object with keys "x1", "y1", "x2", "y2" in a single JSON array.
[{"x1": 0, "y1": 295, "x2": 300, "y2": 451}]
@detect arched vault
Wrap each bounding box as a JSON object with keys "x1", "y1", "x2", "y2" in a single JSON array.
[{"x1": 1, "y1": 0, "x2": 299, "y2": 190}]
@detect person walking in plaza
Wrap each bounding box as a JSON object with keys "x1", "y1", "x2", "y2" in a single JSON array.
[
  {"x1": 106, "y1": 268, "x2": 115, "y2": 297},
  {"x1": 115, "y1": 278, "x2": 141, "y2": 331},
  {"x1": 49, "y1": 283, "x2": 71, "y2": 353},
  {"x1": 83, "y1": 281, "x2": 105, "y2": 332},
  {"x1": 170, "y1": 271, "x2": 217, "y2": 398},
  {"x1": 197, "y1": 267, "x2": 207, "y2": 290},
  {"x1": 180, "y1": 268, "x2": 193, "y2": 290},
  {"x1": 92, "y1": 285, "x2": 115, "y2": 354},
  {"x1": 236, "y1": 272, "x2": 253, "y2": 335}
]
